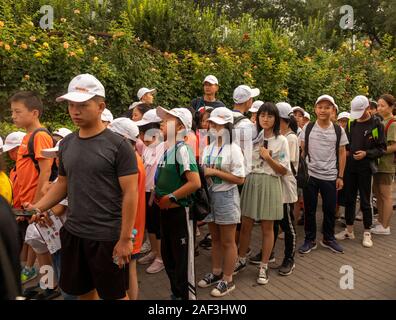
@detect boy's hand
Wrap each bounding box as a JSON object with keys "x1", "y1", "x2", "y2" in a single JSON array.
[
  {"x1": 156, "y1": 195, "x2": 173, "y2": 210},
  {"x1": 353, "y1": 150, "x2": 366, "y2": 160},
  {"x1": 113, "y1": 239, "x2": 133, "y2": 269},
  {"x1": 204, "y1": 167, "x2": 216, "y2": 177},
  {"x1": 336, "y1": 178, "x2": 344, "y2": 191},
  {"x1": 22, "y1": 202, "x2": 41, "y2": 224}
]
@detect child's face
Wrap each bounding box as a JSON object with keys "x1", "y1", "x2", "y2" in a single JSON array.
[
  {"x1": 293, "y1": 111, "x2": 304, "y2": 128},
  {"x1": 141, "y1": 93, "x2": 154, "y2": 105},
  {"x1": 250, "y1": 112, "x2": 257, "y2": 124},
  {"x1": 160, "y1": 114, "x2": 183, "y2": 140},
  {"x1": 68, "y1": 98, "x2": 105, "y2": 128},
  {"x1": 8, "y1": 147, "x2": 19, "y2": 161},
  {"x1": 200, "y1": 112, "x2": 210, "y2": 130},
  {"x1": 377, "y1": 98, "x2": 392, "y2": 118},
  {"x1": 337, "y1": 118, "x2": 348, "y2": 129},
  {"x1": 259, "y1": 112, "x2": 275, "y2": 131},
  {"x1": 132, "y1": 108, "x2": 143, "y2": 121},
  {"x1": 11, "y1": 101, "x2": 38, "y2": 129},
  {"x1": 315, "y1": 101, "x2": 334, "y2": 121}
]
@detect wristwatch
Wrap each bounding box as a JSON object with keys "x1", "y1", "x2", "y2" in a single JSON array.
[{"x1": 168, "y1": 193, "x2": 178, "y2": 203}]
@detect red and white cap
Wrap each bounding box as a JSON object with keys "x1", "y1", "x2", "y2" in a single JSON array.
[
  {"x1": 203, "y1": 75, "x2": 219, "y2": 85},
  {"x1": 108, "y1": 118, "x2": 139, "y2": 142},
  {"x1": 137, "y1": 88, "x2": 156, "y2": 100},
  {"x1": 315, "y1": 95, "x2": 339, "y2": 111},
  {"x1": 135, "y1": 109, "x2": 162, "y2": 127},
  {"x1": 233, "y1": 85, "x2": 260, "y2": 104},
  {"x1": 208, "y1": 107, "x2": 234, "y2": 125},
  {"x1": 156, "y1": 107, "x2": 192, "y2": 131},
  {"x1": 56, "y1": 74, "x2": 105, "y2": 103}
]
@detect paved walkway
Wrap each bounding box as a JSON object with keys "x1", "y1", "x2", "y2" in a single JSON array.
[{"x1": 138, "y1": 212, "x2": 396, "y2": 300}]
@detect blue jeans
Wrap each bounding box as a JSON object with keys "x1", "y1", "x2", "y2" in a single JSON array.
[
  {"x1": 52, "y1": 251, "x2": 77, "y2": 300},
  {"x1": 303, "y1": 176, "x2": 337, "y2": 242}
]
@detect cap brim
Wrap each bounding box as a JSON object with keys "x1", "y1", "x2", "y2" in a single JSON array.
[
  {"x1": 292, "y1": 107, "x2": 305, "y2": 114},
  {"x1": 56, "y1": 92, "x2": 96, "y2": 103},
  {"x1": 135, "y1": 119, "x2": 151, "y2": 127},
  {"x1": 203, "y1": 80, "x2": 218, "y2": 85},
  {"x1": 2, "y1": 144, "x2": 19, "y2": 152},
  {"x1": 316, "y1": 98, "x2": 338, "y2": 111},
  {"x1": 249, "y1": 107, "x2": 259, "y2": 113},
  {"x1": 251, "y1": 88, "x2": 260, "y2": 98},
  {"x1": 350, "y1": 109, "x2": 365, "y2": 120},
  {"x1": 208, "y1": 117, "x2": 229, "y2": 125},
  {"x1": 41, "y1": 147, "x2": 59, "y2": 158}
]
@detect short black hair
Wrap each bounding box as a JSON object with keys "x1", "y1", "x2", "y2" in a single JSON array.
[
  {"x1": 256, "y1": 102, "x2": 281, "y2": 137},
  {"x1": 9, "y1": 91, "x2": 43, "y2": 117},
  {"x1": 138, "y1": 122, "x2": 160, "y2": 134}
]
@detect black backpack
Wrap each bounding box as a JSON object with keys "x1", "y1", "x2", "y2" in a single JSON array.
[
  {"x1": 174, "y1": 143, "x2": 211, "y2": 221},
  {"x1": 302, "y1": 122, "x2": 342, "y2": 187},
  {"x1": 22, "y1": 128, "x2": 58, "y2": 182},
  {"x1": 233, "y1": 114, "x2": 249, "y2": 126}
]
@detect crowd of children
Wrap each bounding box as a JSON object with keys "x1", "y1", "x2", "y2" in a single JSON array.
[{"x1": 0, "y1": 73, "x2": 395, "y2": 300}]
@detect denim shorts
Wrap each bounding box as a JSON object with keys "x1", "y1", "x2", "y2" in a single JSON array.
[{"x1": 204, "y1": 187, "x2": 241, "y2": 225}]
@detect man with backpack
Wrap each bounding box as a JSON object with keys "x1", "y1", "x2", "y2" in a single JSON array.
[
  {"x1": 191, "y1": 75, "x2": 226, "y2": 111},
  {"x1": 10, "y1": 91, "x2": 55, "y2": 291},
  {"x1": 299, "y1": 95, "x2": 348, "y2": 254},
  {"x1": 336, "y1": 96, "x2": 386, "y2": 247}
]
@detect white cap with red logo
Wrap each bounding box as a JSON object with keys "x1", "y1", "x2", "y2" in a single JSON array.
[{"x1": 56, "y1": 74, "x2": 105, "y2": 103}]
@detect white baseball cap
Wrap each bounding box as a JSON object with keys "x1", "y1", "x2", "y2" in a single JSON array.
[
  {"x1": 156, "y1": 107, "x2": 192, "y2": 131},
  {"x1": 137, "y1": 88, "x2": 156, "y2": 101},
  {"x1": 233, "y1": 85, "x2": 260, "y2": 104},
  {"x1": 2, "y1": 131, "x2": 26, "y2": 152},
  {"x1": 128, "y1": 101, "x2": 143, "y2": 110},
  {"x1": 276, "y1": 102, "x2": 293, "y2": 119},
  {"x1": 208, "y1": 107, "x2": 234, "y2": 125},
  {"x1": 315, "y1": 95, "x2": 339, "y2": 111},
  {"x1": 337, "y1": 112, "x2": 351, "y2": 121},
  {"x1": 350, "y1": 95, "x2": 369, "y2": 120},
  {"x1": 249, "y1": 100, "x2": 264, "y2": 113},
  {"x1": 0, "y1": 137, "x2": 3, "y2": 151},
  {"x1": 291, "y1": 106, "x2": 305, "y2": 115},
  {"x1": 41, "y1": 140, "x2": 61, "y2": 158},
  {"x1": 101, "y1": 108, "x2": 114, "y2": 122},
  {"x1": 203, "y1": 75, "x2": 219, "y2": 85},
  {"x1": 56, "y1": 74, "x2": 105, "y2": 103},
  {"x1": 303, "y1": 111, "x2": 311, "y2": 120},
  {"x1": 53, "y1": 128, "x2": 72, "y2": 139},
  {"x1": 197, "y1": 106, "x2": 214, "y2": 113},
  {"x1": 135, "y1": 109, "x2": 162, "y2": 127},
  {"x1": 108, "y1": 118, "x2": 139, "y2": 142}
]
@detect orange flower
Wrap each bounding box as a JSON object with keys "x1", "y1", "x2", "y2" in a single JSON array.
[
  {"x1": 24, "y1": 74, "x2": 30, "y2": 80},
  {"x1": 63, "y1": 42, "x2": 69, "y2": 49},
  {"x1": 30, "y1": 36, "x2": 37, "y2": 42},
  {"x1": 20, "y1": 43, "x2": 28, "y2": 50},
  {"x1": 4, "y1": 44, "x2": 11, "y2": 51},
  {"x1": 74, "y1": 9, "x2": 80, "y2": 15},
  {"x1": 69, "y1": 51, "x2": 76, "y2": 57}
]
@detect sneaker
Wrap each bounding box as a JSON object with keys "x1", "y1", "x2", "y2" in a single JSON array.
[
  {"x1": 278, "y1": 232, "x2": 285, "y2": 240},
  {"x1": 320, "y1": 240, "x2": 344, "y2": 254},
  {"x1": 210, "y1": 280, "x2": 235, "y2": 297},
  {"x1": 249, "y1": 251, "x2": 275, "y2": 265},
  {"x1": 233, "y1": 258, "x2": 247, "y2": 275},
  {"x1": 198, "y1": 272, "x2": 223, "y2": 288},
  {"x1": 23, "y1": 284, "x2": 42, "y2": 300},
  {"x1": 355, "y1": 211, "x2": 363, "y2": 221},
  {"x1": 298, "y1": 240, "x2": 317, "y2": 254},
  {"x1": 199, "y1": 233, "x2": 212, "y2": 250},
  {"x1": 146, "y1": 258, "x2": 165, "y2": 274},
  {"x1": 362, "y1": 232, "x2": 373, "y2": 248},
  {"x1": 140, "y1": 239, "x2": 151, "y2": 254},
  {"x1": 21, "y1": 267, "x2": 38, "y2": 284},
  {"x1": 370, "y1": 224, "x2": 391, "y2": 235},
  {"x1": 246, "y1": 247, "x2": 252, "y2": 257},
  {"x1": 371, "y1": 218, "x2": 381, "y2": 227},
  {"x1": 335, "y1": 229, "x2": 355, "y2": 240},
  {"x1": 137, "y1": 251, "x2": 156, "y2": 265},
  {"x1": 170, "y1": 294, "x2": 182, "y2": 300},
  {"x1": 31, "y1": 288, "x2": 61, "y2": 300},
  {"x1": 278, "y1": 258, "x2": 295, "y2": 276},
  {"x1": 257, "y1": 266, "x2": 269, "y2": 285}
]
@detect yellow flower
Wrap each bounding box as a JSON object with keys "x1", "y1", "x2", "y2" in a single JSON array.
[
  {"x1": 28, "y1": 21, "x2": 34, "y2": 27},
  {"x1": 93, "y1": 56, "x2": 99, "y2": 62},
  {"x1": 88, "y1": 35, "x2": 95, "y2": 42},
  {"x1": 0, "y1": 21, "x2": 4, "y2": 27},
  {"x1": 42, "y1": 42, "x2": 49, "y2": 49},
  {"x1": 34, "y1": 52, "x2": 42, "y2": 58},
  {"x1": 60, "y1": 18, "x2": 67, "y2": 23},
  {"x1": 74, "y1": 9, "x2": 80, "y2": 15},
  {"x1": 76, "y1": 48, "x2": 84, "y2": 55},
  {"x1": 281, "y1": 89, "x2": 289, "y2": 97},
  {"x1": 30, "y1": 36, "x2": 36, "y2": 42},
  {"x1": 4, "y1": 44, "x2": 11, "y2": 51},
  {"x1": 24, "y1": 74, "x2": 30, "y2": 80},
  {"x1": 20, "y1": 43, "x2": 28, "y2": 50},
  {"x1": 63, "y1": 42, "x2": 69, "y2": 49}
]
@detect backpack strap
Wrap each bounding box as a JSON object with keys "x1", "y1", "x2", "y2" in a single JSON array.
[
  {"x1": 334, "y1": 123, "x2": 342, "y2": 170},
  {"x1": 22, "y1": 128, "x2": 53, "y2": 173},
  {"x1": 233, "y1": 114, "x2": 248, "y2": 126},
  {"x1": 304, "y1": 122, "x2": 315, "y2": 162},
  {"x1": 384, "y1": 118, "x2": 396, "y2": 136}
]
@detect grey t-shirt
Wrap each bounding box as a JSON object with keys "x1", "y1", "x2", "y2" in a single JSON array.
[
  {"x1": 58, "y1": 129, "x2": 138, "y2": 241},
  {"x1": 301, "y1": 122, "x2": 348, "y2": 181}
]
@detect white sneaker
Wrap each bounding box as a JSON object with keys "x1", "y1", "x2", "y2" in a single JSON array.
[
  {"x1": 372, "y1": 219, "x2": 381, "y2": 227},
  {"x1": 257, "y1": 266, "x2": 269, "y2": 285},
  {"x1": 370, "y1": 224, "x2": 391, "y2": 235},
  {"x1": 137, "y1": 251, "x2": 156, "y2": 265},
  {"x1": 140, "y1": 239, "x2": 152, "y2": 254},
  {"x1": 146, "y1": 258, "x2": 165, "y2": 274},
  {"x1": 335, "y1": 229, "x2": 355, "y2": 240},
  {"x1": 362, "y1": 232, "x2": 373, "y2": 248}
]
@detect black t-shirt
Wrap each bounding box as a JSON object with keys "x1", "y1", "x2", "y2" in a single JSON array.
[
  {"x1": 58, "y1": 129, "x2": 138, "y2": 241},
  {"x1": 0, "y1": 196, "x2": 21, "y2": 299},
  {"x1": 191, "y1": 97, "x2": 226, "y2": 111}
]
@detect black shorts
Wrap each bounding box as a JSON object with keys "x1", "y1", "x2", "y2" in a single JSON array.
[
  {"x1": 145, "y1": 192, "x2": 161, "y2": 239},
  {"x1": 59, "y1": 227, "x2": 129, "y2": 300}
]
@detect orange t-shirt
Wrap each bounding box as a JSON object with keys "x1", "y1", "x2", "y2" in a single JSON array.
[
  {"x1": 132, "y1": 152, "x2": 146, "y2": 255},
  {"x1": 16, "y1": 130, "x2": 54, "y2": 204},
  {"x1": 9, "y1": 168, "x2": 22, "y2": 209}
]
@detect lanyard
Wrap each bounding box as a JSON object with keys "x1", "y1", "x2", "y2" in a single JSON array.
[{"x1": 207, "y1": 144, "x2": 225, "y2": 168}]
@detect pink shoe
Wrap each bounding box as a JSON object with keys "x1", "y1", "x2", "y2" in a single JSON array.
[{"x1": 146, "y1": 258, "x2": 165, "y2": 274}]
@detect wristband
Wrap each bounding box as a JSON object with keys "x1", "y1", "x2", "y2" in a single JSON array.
[{"x1": 337, "y1": 176, "x2": 343, "y2": 180}]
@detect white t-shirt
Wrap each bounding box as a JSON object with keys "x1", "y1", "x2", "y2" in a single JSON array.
[
  {"x1": 300, "y1": 122, "x2": 348, "y2": 181},
  {"x1": 282, "y1": 132, "x2": 299, "y2": 204},
  {"x1": 142, "y1": 141, "x2": 165, "y2": 192},
  {"x1": 232, "y1": 111, "x2": 257, "y2": 174},
  {"x1": 202, "y1": 142, "x2": 245, "y2": 192},
  {"x1": 251, "y1": 131, "x2": 290, "y2": 176}
]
